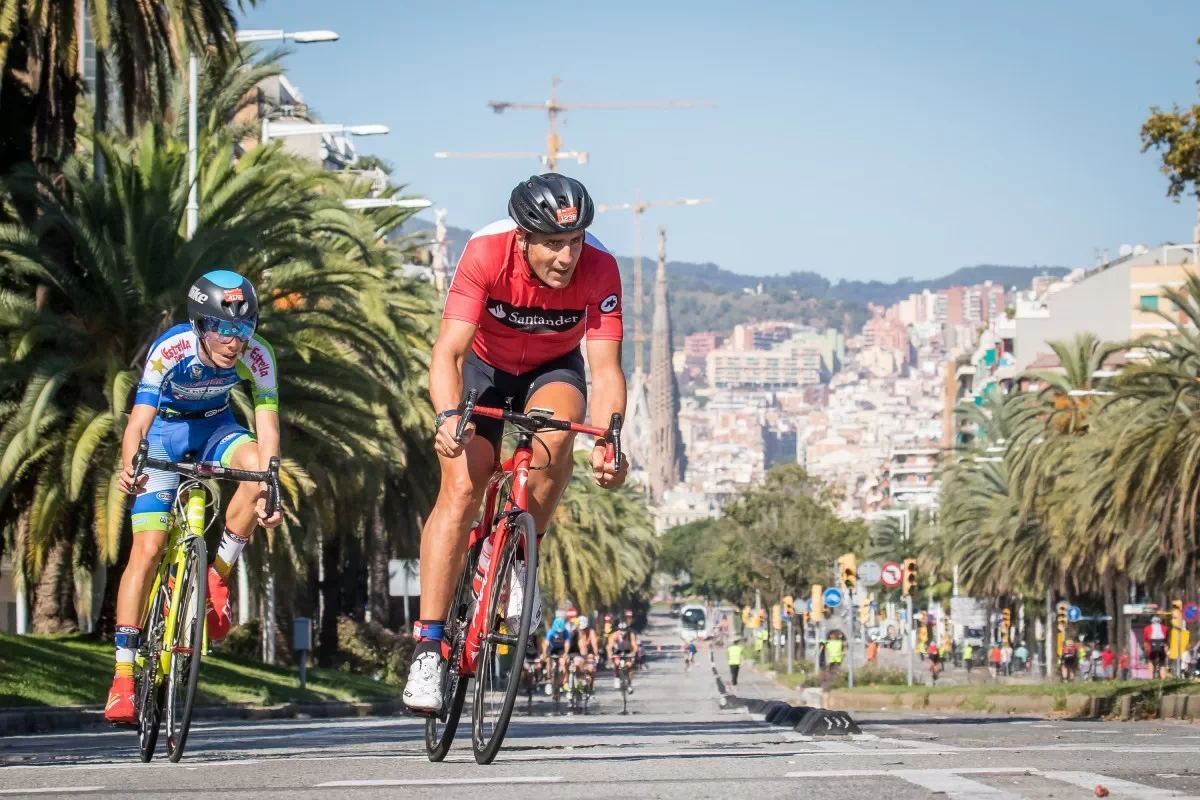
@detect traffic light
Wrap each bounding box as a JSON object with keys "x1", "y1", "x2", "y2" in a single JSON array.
[
  {"x1": 757, "y1": 608, "x2": 767, "y2": 628},
  {"x1": 782, "y1": 595, "x2": 795, "y2": 617},
  {"x1": 811, "y1": 584, "x2": 824, "y2": 618},
  {"x1": 838, "y1": 553, "x2": 857, "y2": 590},
  {"x1": 1056, "y1": 601, "x2": 1068, "y2": 634},
  {"x1": 771, "y1": 604, "x2": 782, "y2": 630},
  {"x1": 902, "y1": 558, "x2": 918, "y2": 596},
  {"x1": 741, "y1": 605, "x2": 752, "y2": 626},
  {"x1": 1002, "y1": 608, "x2": 1012, "y2": 628},
  {"x1": 1172, "y1": 599, "x2": 1184, "y2": 629}
]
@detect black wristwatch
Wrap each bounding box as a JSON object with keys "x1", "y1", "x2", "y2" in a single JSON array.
[{"x1": 434, "y1": 409, "x2": 459, "y2": 429}]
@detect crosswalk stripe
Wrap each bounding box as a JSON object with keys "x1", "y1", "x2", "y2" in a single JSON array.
[
  {"x1": 894, "y1": 769, "x2": 1026, "y2": 799},
  {"x1": 1041, "y1": 771, "x2": 1200, "y2": 799}
]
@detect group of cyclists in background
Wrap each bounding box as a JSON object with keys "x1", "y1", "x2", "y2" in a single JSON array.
[{"x1": 521, "y1": 607, "x2": 645, "y2": 711}]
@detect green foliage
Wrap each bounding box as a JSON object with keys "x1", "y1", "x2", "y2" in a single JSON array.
[
  {"x1": 332, "y1": 616, "x2": 415, "y2": 686},
  {"x1": 661, "y1": 465, "x2": 866, "y2": 605}
]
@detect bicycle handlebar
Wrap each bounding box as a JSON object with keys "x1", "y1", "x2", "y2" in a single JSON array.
[
  {"x1": 451, "y1": 388, "x2": 624, "y2": 466},
  {"x1": 131, "y1": 439, "x2": 281, "y2": 517}
]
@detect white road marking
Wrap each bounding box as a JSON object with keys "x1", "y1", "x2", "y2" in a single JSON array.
[
  {"x1": 894, "y1": 769, "x2": 1027, "y2": 799},
  {"x1": 1042, "y1": 771, "x2": 1200, "y2": 799},
  {"x1": 875, "y1": 736, "x2": 963, "y2": 751},
  {"x1": 317, "y1": 777, "x2": 566, "y2": 787},
  {"x1": 0, "y1": 788, "x2": 105, "y2": 795},
  {"x1": 787, "y1": 767, "x2": 1029, "y2": 777}
]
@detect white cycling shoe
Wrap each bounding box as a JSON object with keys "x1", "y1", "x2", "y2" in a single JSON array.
[
  {"x1": 402, "y1": 651, "x2": 445, "y2": 713},
  {"x1": 505, "y1": 560, "x2": 542, "y2": 633}
]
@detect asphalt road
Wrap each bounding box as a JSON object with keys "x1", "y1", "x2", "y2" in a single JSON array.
[{"x1": 4, "y1": 613, "x2": 1200, "y2": 799}]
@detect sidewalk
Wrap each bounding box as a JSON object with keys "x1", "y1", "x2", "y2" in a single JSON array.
[{"x1": 709, "y1": 648, "x2": 821, "y2": 707}]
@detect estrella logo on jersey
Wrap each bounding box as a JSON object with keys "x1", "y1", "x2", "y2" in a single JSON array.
[
  {"x1": 160, "y1": 338, "x2": 193, "y2": 362},
  {"x1": 484, "y1": 298, "x2": 583, "y2": 333},
  {"x1": 248, "y1": 346, "x2": 271, "y2": 378},
  {"x1": 556, "y1": 207, "x2": 578, "y2": 225}
]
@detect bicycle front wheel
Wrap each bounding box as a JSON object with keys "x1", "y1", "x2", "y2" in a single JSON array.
[
  {"x1": 472, "y1": 511, "x2": 538, "y2": 765},
  {"x1": 137, "y1": 587, "x2": 168, "y2": 763},
  {"x1": 425, "y1": 539, "x2": 481, "y2": 762},
  {"x1": 165, "y1": 536, "x2": 207, "y2": 762}
]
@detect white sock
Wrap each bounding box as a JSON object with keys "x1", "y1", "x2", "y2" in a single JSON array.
[{"x1": 213, "y1": 527, "x2": 249, "y2": 578}]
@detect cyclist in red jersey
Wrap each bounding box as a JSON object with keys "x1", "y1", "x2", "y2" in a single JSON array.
[{"x1": 404, "y1": 174, "x2": 629, "y2": 713}]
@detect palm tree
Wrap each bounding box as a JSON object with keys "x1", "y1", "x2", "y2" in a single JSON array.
[
  {"x1": 0, "y1": 0, "x2": 252, "y2": 172},
  {"x1": 540, "y1": 451, "x2": 658, "y2": 615}
]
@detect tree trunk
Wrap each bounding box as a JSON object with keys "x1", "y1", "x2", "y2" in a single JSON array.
[
  {"x1": 1115, "y1": 577, "x2": 1128, "y2": 667},
  {"x1": 93, "y1": 45, "x2": 107, "y2": 181},
  {"x1": 366, "y1": 507, "x2": 390, "y2": 627},
  {"x1": 1103, "y1": 569, "x2": 1117, "y2": 655},
  {"x1": 32, "y1": 536, "x2": 78, "y2": 634},
  {"x1": 317, "y1": 528, "x2": 341, "y2": 667}
]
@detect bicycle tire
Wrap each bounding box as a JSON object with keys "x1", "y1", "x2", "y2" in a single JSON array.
[
  {"x1": 166, "y1": 536, "x2": 207, "y2": 762},
  {"x1": 620, "y1": 665, "x2": 629, "y2": 715},
  {"x1": 137, "y1": 585, "x2": 168, "y2": 762},
  {"x1": 471, "y1": 511, "x2": 538, "y2": 765},
  {"x1": 425, "y1": 539, "x2": 481, "y2": 762}
]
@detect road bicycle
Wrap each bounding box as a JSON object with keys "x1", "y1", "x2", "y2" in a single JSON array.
[
  {"x1": 611, "y1": 653, "x2": 634, "y2": 715},
  {"x1": 128, "y1": 439, "x2": 280, "y2": 763},
  {"x1": 423, "y1": 389, "x2": 622, "y2": 765}
]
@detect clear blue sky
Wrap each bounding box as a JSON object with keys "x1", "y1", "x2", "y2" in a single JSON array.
[{"x1": 241, "y1": 0, "x2": 1200, "y2": 280}]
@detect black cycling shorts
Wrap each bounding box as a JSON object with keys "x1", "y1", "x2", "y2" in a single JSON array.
[{"x1": 462, "y1": 348, "x2": 587, "y2": 451}]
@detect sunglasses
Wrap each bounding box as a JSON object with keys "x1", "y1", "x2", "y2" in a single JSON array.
[{"x1": 198, "y1": 315, "x2": 256, "y2": 343}]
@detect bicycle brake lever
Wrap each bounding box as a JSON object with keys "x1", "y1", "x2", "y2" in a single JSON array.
[
  {"x1": 606, "y1": 412, "x2": 623, "y2": 469},
  {"x1": 455, "y1": 389, "x2": 478, "y2": 444},
  {"x1": 265, "y1": 456, "x2": 281, "y2": 517}
]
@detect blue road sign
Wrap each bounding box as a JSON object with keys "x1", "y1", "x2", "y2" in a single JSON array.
[
  {"x1": 823, "y1": 587, "x2": 843, "y2": 608},
  {"x1": 1067, "y1": 605, "x2": 1082, "y2": 623},
  {"x1": 1185, "y1": 603, "x2": 1200, "y2": 623}
]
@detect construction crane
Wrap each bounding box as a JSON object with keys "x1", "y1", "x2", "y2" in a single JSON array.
[
  {"x1": 597, "y1": 194, "x2": 713, "y2": 376},
  {"x1": 434, "y1": 76, "x2": 715, "y2": 172}
]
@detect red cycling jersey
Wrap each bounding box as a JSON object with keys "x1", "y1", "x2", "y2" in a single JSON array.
[{"x1": 442, "y1": 219, "x2": 623, "y2": 375}]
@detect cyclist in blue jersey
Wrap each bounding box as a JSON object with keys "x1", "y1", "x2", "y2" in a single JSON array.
[
  {"x1": 541, "y1": 617, "x2": 571, "y2": 694},
  {"x1": 104, "y1": 271, "x2": 283, "y2": 724}
]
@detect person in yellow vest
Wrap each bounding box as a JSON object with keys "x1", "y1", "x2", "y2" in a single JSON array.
[
  {"x1": 727, "y1": 636, "x2": 745, "y2": 687},
  {"x1": 824, "y1": 633, "x2": 844, "y2": 668}
]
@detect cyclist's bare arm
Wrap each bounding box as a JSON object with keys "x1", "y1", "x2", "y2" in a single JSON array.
[
  {"x1": 253, "y1": 409, "x2": 282, "y2": 526},
  {"x1": 429, "y1": 318, "x2": 478, "y2": 457},
  {"x1": 584, "y1": 338, "x2": 627, "y2": 487},
  {"x1": 119, "y1": 404, "x2": 158, "y2": 493}
]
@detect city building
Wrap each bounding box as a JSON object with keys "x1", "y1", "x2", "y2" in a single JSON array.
[
  {"x1": 706, "y1": 343, "x2": 824, "y2": 389},
  {"x1": 1013, "y1": 244, "x2": 1198, "y2": 371}
]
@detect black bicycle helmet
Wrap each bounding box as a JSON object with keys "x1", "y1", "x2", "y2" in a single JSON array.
[
  {"x1": 508, "y1": 173, "x2": 595, "y2": 234},
  {"x1": 187, "y1": 270, "x2": 259, "y2": 340}
]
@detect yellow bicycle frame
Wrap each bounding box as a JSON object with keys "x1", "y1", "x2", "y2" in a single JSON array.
[{"x1": 136, "y1": 486, "x2": 210, "y2": 681}]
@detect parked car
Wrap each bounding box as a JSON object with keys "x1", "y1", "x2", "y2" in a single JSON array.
[{"x1": 679, "y1": 605, "x2": 708, "y2": 640}]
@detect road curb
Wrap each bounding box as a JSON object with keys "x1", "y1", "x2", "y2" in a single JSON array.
[
  {"x1": 0, "y1": 698, "x2": 408, "y2": 737},
  {"x1": 710, "y1": 651, "x2": 859, "y2": 735}
]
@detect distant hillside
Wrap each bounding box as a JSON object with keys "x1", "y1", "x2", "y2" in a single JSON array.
[{"x1": 396, "y1": 217, "x2": 1065, "y2": 367}]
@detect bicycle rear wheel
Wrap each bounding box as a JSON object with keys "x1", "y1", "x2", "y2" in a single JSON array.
[
  {"x1": 471, "y1": 511, "x2": 538, "y2": 765},
  {"x1": 136, "y1": 582, "x2": 168, "y2": 762},
  {"x1": 166, "y1": 536, "x2": 206, "y2": 762},
  {"x1": 425, "y1": 539, "x2": 481, "y2": 762}
]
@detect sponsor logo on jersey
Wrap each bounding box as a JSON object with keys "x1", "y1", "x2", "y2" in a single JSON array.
[
  {"x1": 156, "y1": 491, "x2": 173, "y2": 503},
  {"x1": 160, "y1": 338, "x2": 193, "y2": 362},
  {"x1": 188, "y1": 286, "x2": 209, "y2": 303},
  {"x1": 599, "y1": 293, "x2": 619, "y2": 313},
  {"x1": 248, "y1": 345, "x2": 271, "y2": 378},
  {"x1": 556, "y1": 207, "x2": 579, "y2": 225},
  {"x1": 190, "y1": 364, "x2": 204, "y2": 380},
  {"x1": 223, "y1": 288, "x2": 244, "y2": 303},
  {"x1": 484, "y1": 298, "x2": 583, "y2": 333}
]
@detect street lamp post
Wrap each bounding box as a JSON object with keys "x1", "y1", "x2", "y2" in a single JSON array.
[
  {"x1": 186, "y1": 29, "x2": 340, "y2": 240},
  {"x1": 868, "y1": 509, "x2": 913, "y2": 686}
]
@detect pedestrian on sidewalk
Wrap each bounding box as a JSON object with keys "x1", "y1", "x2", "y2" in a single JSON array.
[
  {"x1": 962, "y1": 643, "x2": 974, "y2": 673},
  {"x1": 989, "y1": 643, "x2": 1003, "y2": 679},
  {"x1": 866, "y1": 638, "x2": 879, "y2": 665},
  {"x1": 727, "y1": 636, "x2": 744, "y2": 687},
  {"x1": 1001, "y1": 643, "x2": 1012, "y2": 676},
  {"x1": 1118, "y1": 650, "x2": 1130, "y2": 681},
  {"x1": 1101, "y1": 645, "x2": 1115, "y2": 680},
  {"x1": 1014, "y1": 643, "x2": 1029, "y2": 673}
]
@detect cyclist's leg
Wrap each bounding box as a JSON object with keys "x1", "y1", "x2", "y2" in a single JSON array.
[
  {"x1": 108, "y1": 420, "x2": 180, "y2": 721},
  {"x1": 521, "y1": 351, "x2": 588, "y2": 533}
]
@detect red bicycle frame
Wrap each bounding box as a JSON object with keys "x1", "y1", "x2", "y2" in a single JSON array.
[{"x1": 451, "y1": 399, "x2": 618, "y2": 678}]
